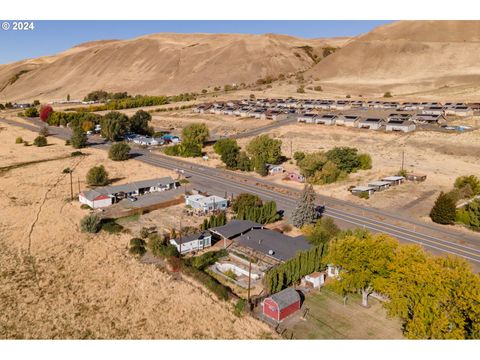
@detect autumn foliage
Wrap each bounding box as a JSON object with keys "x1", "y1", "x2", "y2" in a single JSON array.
[{"x1": 39, "y1": 105, "x2": 53, "y2": 122}]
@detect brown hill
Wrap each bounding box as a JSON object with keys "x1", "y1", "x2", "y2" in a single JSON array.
[
  {"x1": 307, "y1": 21, "x2": 480, "y2": 96},
  {"x1": 0, "y1": 33, "x2": 345, "y2": 102}
]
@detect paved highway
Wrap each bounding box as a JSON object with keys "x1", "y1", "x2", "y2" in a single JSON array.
[{"x1": 2, "y1": 116, "x2": 480, "y2": 266}]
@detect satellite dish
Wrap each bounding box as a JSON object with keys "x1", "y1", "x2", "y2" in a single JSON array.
[{"x1": 268, "y1": 250, "x2": 274, "y2": 255}]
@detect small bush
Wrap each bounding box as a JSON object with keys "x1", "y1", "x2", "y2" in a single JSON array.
[
  {"x1": 140, "y1": 227, "x2": 150, "y2": 239},
  {"x1": 383, "y1": 91, "x2": 392, "y2": 98},
  {"x1": 101, "y1": 219, "x2": 124, "y2": 234},
  {"x1": 71, "y1": 151, "x2": 84, "y2": 157},
  {"x1": 129, "y1": 245, "x2": 146, "y2": 256},
  {"x1": 224, "y1": 269, "x2": 237, "y2": 280},
  {"x1": 296, "y1": 86, "x2": 305, "y2": 94},
  {"x1": 130, "y1": 237, "x2": 146, "y2": 247},
  {"x1": 359, "y1": 192, "x2": 370, "y2": 200},
  {"x1": 313, "y1": 86, "x2": 323, "y2": 91},
  {"x1": 24, "y1": 107, "x2": 39, "y2": 117},
  {"x1": 65, "y1": 139, "x2": 71, "y2": 146},
  {"x1": 23, "y1": 140, "x2": 29, "y2": 146},
  {"x1": 233, "y1": 299, "x2": 246, "y2": 317},
  {"x1": 15, "y1": 137, "x2": 23, "y2": 144},
  {"x1": 33, "y1": 136, "x2": 47, "y2": 147},
  {"x1": 183, "y1": 266, "x2": 229, "y2": 301},
  {"x1": 86, "y1": 165, "x2": 109, "y2": 186},
  {"x1": 80, "y1": 214, "x2": 102, "y2": 233},
  {"x1": 80, "y1": 204, "x2": 90, "y2": 210}
]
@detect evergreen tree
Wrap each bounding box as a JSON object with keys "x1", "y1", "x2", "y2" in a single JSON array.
[
  {"x1": 70, "y1": 126, "x2": 88, "y2": 149},
  {"x1": 291, "y1": 184, "x2": 317, "y2": 228},
  {"x1": 430, "y1": 192, "x2": 457, "y2": 225}
]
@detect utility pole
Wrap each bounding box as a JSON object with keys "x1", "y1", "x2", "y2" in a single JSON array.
[
  {"x1": 290, "y1": 138, "x2": 293, "y2": 159},
  {"x1": 69, "y1": 171, "x2": 73, "y2": 200},
  {"x1": 77, "y1": 176, "x2": 81, "y2": 194},
  {"x1": 247, "y1": 257, "x2": 252, "y2": 306},
  {"x1": 401, "y1": 150, "x2": 405, "y2": 172}
]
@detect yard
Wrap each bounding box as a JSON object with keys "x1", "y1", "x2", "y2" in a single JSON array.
[{"x1": 280, "y1": 288, "x2": 404, "y2": 339}]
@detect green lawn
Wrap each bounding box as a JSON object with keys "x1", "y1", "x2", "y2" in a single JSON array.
[{"x1": 283, "y1": 288, "x2": 404, "y2": 339}]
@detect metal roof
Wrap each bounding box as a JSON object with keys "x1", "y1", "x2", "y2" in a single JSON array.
[
  {"x1": 82, "y1": 177, "x2": 175, "y2": 199},
  {"x1": 268, "y1": 288, "x2": 301, "y2": 310},
  {"x1": 210, "y1": 220, "x2": 263, "y2": 239},
  {"x1": 235, "y1": 229, "x2": 312, "y2": 262}
]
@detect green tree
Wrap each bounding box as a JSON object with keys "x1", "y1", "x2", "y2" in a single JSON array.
[
  {"x1": 108, "y1": 142, "x2": 131, "y2": 161},
  {"x1": 33, "y1": 135, "x2": 47, "y2": 147},
  {"x1": 430, "y1": 192, "x2": 457, "y2": 225},
  {"x1": 291, "y1": 184, "x2": 317, "y2": 228},
  {"x1": 246, "y1": 135, "x2": 283, "y2": 164},
  {"x1": 182, "y1": 123, "x2": 209, "y2": 144},
  {"x1": 311, "y1": 161, "x2": 344, "y2": 184},
  {"x1": 70, "y1": 126, "x2": 88, "y2": 149},
  {"x1": 454, "y1": 175, "x2": 480, "y2": 196},
  {"x1": 325, "y1": 147, "x2": 361, "y2": 173},
  {"x1": 24, "y1": 107, "x2": 39, "y2": 117},
  {"x1": 214, "y1": 138, "x2": 240, "y2": 168},
  {"x1": 253, "y1": 156, "x2": 268, "y2": 176},
  {"x1": 100, "y1": 111, "x2": 130, "y2": 141},
  {"x1": 129, "y1": 110, "x2": 153, "y2": 135},
  {"x1": 232, "y1": 193, "x2": 262, "y2": 213},
  {"x1": 293, "y1": 151, "x2": 305, "y2": 162},
  {"x1": 80, "y1": 214, "x2": 102, "y2": 233},
  {"x1": 86, "y1": 165, "x2": 109, "y2": 186},
  {"x1": 302, "y1": 217, "x2": 340, "y2": 246},
  {"x1": 358, "y1": 153, "x2": 372, "y2": 170},
  {"x1": 326, "y1": 233, "x2": 398, "y2": 307},
  {"x1": 297, "y1": 151, "x2": 327, "y2": 178},
  {"x1": 236, "y1": 151, "x2": 252, "y2": 172}
]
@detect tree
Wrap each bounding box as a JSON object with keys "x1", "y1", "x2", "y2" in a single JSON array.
[
  {"x1": 311, "y1": 161, "x2": 343, "y2": 184},
  {"x1": 297, "y1": 152, "x2": 327, "y2": 178},
  {"x1": 24, "y1": 107, "x2": 39, "y2": 117},
  {"x1": 232, "y1": 193, "x2": 262, "y2": 213},
  {"x1": 100, "y1": 111, "x2": 130, "y2": 141},
  {"x1": 246, "y1": 135, "x2": 283, "y2": 164},
  {"x1": 358, "y1": 153, "x2": 372, "y2": 170},
  {"x1": 39, "y1": 105, "x2": 53, "y2": 122},
  {"x1": 33, "y1": 100, "x2": 40, "y2": 106},
  {"x1": 33, "y1": 135, "x2": 47, "y2": 147},
  {"x1": 325, "y1": 147, "x2": 361, "y2": 173},
  {"x1": 430, "y1": 192, "x2": 457, "y2": 225},
  {"x1": 293, "y1": 151, "x2": 305, "y2": 162},
  {"x1": 236, "y1": 151, "x2": 252, "y2": 172},
  {"x1": 213, "y1": 138, "x2": 240, "y2": 168},
  {"x1": 291, "y1": 184, "x2": 317, "y2": 228},
  {"x1": 178, "y1": 139, "x2": 202, "y2": 157},
  {"x1": 86, "y1": 165, "x2": 109, "y2": 186},
  {"x1": 129, "y1": 110, "x2": 152, "y2": 135},
  {"x1": 454, "y1": 175, "x2": 480, "y2": 196},
  {"x1": 377, "y1": 245, "x2": 480, "y2": 339},
  {"x1": 80, "y1": 214, "x2": 102, "y2": 233},
  {"x1": 67, "y1": 94, "x2": 71, "y2": 101},
  {"x1": 253, "y1": 156, "x2": 268, "y2": 176},
  {"x1": 108, "y1": 142, "x2": 131, "y2": 161},
  {"x1": 326, "y1": 233, "x2": 398, "y2": 307},
  {"x1": 302, "y1": 217, "x2": 340, "y2": 246},
  {"x1": 182, "y1": 123, "x2": 209, "y2": 144},
  {"x1": 70, "y1": 126, "x2": 88, "y2": 149}
]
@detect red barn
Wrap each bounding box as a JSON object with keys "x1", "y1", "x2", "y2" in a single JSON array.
[{"x1": 263, "y1": 288, "x2": 301, "y2": 322}]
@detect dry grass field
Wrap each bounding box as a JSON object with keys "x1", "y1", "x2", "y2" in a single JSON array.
[{"x1": 0, "y1": 123, "x2": 274, "y2": 339}]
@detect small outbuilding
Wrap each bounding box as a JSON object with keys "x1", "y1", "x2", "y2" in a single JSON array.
[
  {"x1": 305, "y1": 272, "x2": 326, "y2": 288},
  {"x1": 381, "y1": 176, "x2": 405, "y2": 186},
  {"x1": 263, "y1": 287, "x2": 301, "y2": 322},
  {"x1": 368, "y1": 180, "x2": 391, "y2": 191}
]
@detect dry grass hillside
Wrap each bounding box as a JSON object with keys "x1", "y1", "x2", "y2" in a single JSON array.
[
  {"x1": 307, "y1": 21, "x2": 480, "y2": 98},
  {"x1": 0, "y1": 33, "x2": 345, "y2": 102}
]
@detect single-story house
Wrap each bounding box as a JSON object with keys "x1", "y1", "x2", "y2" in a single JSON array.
[
  {"x1": 263, "y1": 287, "x2": 301, "y2": 322},
  {"x1": 406, "y1": 173, "x2": 427, "y2": 182},
  {"x1": 210, "y1": 220, "x2": 264, "y2": 244},
  {"x1": 185, "y1": 194, "x2": 228, "y2": 213},
  {"x1": 297, "y1": 113, "x2": 318, "y2": 124},
  {"x1": 287, "y1": 172, "x2": 305, "y2": 183},
  {"x1": 412, "y1": 113, "x2": 445, "y2": 124},
  {"x1": 350, "y1": 186, "x2": 376, "y2": 197},
  {"x1": 337, "y1": 115, "x2": 360, "y2": 127},
  {"x1": 234, "y1": 228, "x2": 312, "y2": 262},
  {"x1": 358, "y1": 118, "x2": 385, "y2": 130},
  {"x1": 267, "y1": 164, "x2": 284, "y2": 175},
  {"x1": 368, "y1": 180, "x2": 391, "y2": 191},
  {"x1": 421, "y1": 106, "x2": 444, "y2": 116},
  {"x1": 79, "y1": 177, "x2": 178, "y2": 208},
  {"x1": 170, "y1": 231, "x2": 212, "y2": 254},
  {"x1": 304, "y1": 272, "x2": 326, "y2": 288},
  {"x1": 385, "y1": 119, "x2": 416, "y2": 133},
  {"x1": 450, "y1": 106, "x2": 474, "y2": 117},
  {"x1": 381, "y1": 176, "x2": 405, "y2": 185},
  {"x1": 315, "y1": 114, "x2": 337, "y2": 125}
]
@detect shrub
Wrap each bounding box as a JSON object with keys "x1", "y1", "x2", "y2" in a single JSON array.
[
  {"x1": 33, "y1": 135, "x2": 47, "y2": 147},
  {"x1": 383, "y1": 91, "x2": 393, "y2": 98},
  {"x1": 86, "y1": 165, "x2": 109, "y2": 186},
  {"x1": 101, "y1": 219, "x2": 124, "y2": 234},
  {"x1": 224, "y1": 269, "x2": 237, "y2": 280},
  {"x1": 233, "y1": 299, "x2": 246, "y2": 317},
  {"x1": 80, "y1": 214, "x2": 102, "y2": 233},
  {"x1": 359, "y1": 192, "x2": 370, "y2": 200},
  {"x1": 129, "y1": 244, "x2": 146, "y2": 256},
  {"x1": 71, "y1": 151, "x2": 84, "y2": 157},
  {"x1": 80, "y1": 204, "x2": 90, "y2": 210},
  {"x1": 108, "y1": 142, "x2": 131, "y2": 161},
  {"x1": 358, "y1": 153, "x2": 373, "y2": 170},
  {"x1": 140, "y1": 227, "x2": 150, "y2": 239},
  {"x1": 24, "y1": 107, "x2": 39, "y2": 117},
  {"x1": 313, "y1": 86, "x2": 323, "y2": 91},
  {"x1": 191, "y1": 249, "x2": 228, "y2": 270},
  {"x1": 70, "y1": 127, "x2": 88, "y2": 149},
  {"x1": 293, "y1": 151, "x2": 306, "y2": 162},
  {"x1": 164, "y1": 145, "x2": 180, "y2": 156},
  {"x1": 297, "y1": 86, "x2": 305, "y2": 94},
  {"x1": 65, "y1": 139, "x2": 71, "y2": 146},
  {"x1": 15, "y1": 136, "x2": 23, "y2": 144},
  {"x1": 183, "y1": 266, "x2": 229, "y2": 301}
]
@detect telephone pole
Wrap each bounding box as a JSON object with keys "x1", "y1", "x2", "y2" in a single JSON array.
[
  {"x1": 401, "y1": 150, "x2": 405, "y2": 172},
  {"x1": 247, "y1": 257, "x2": 252, "y2": 305}
]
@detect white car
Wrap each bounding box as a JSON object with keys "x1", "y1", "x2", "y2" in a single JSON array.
[{"x1": 87, "y1": 130, "x2": 93, "y2": 135}]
